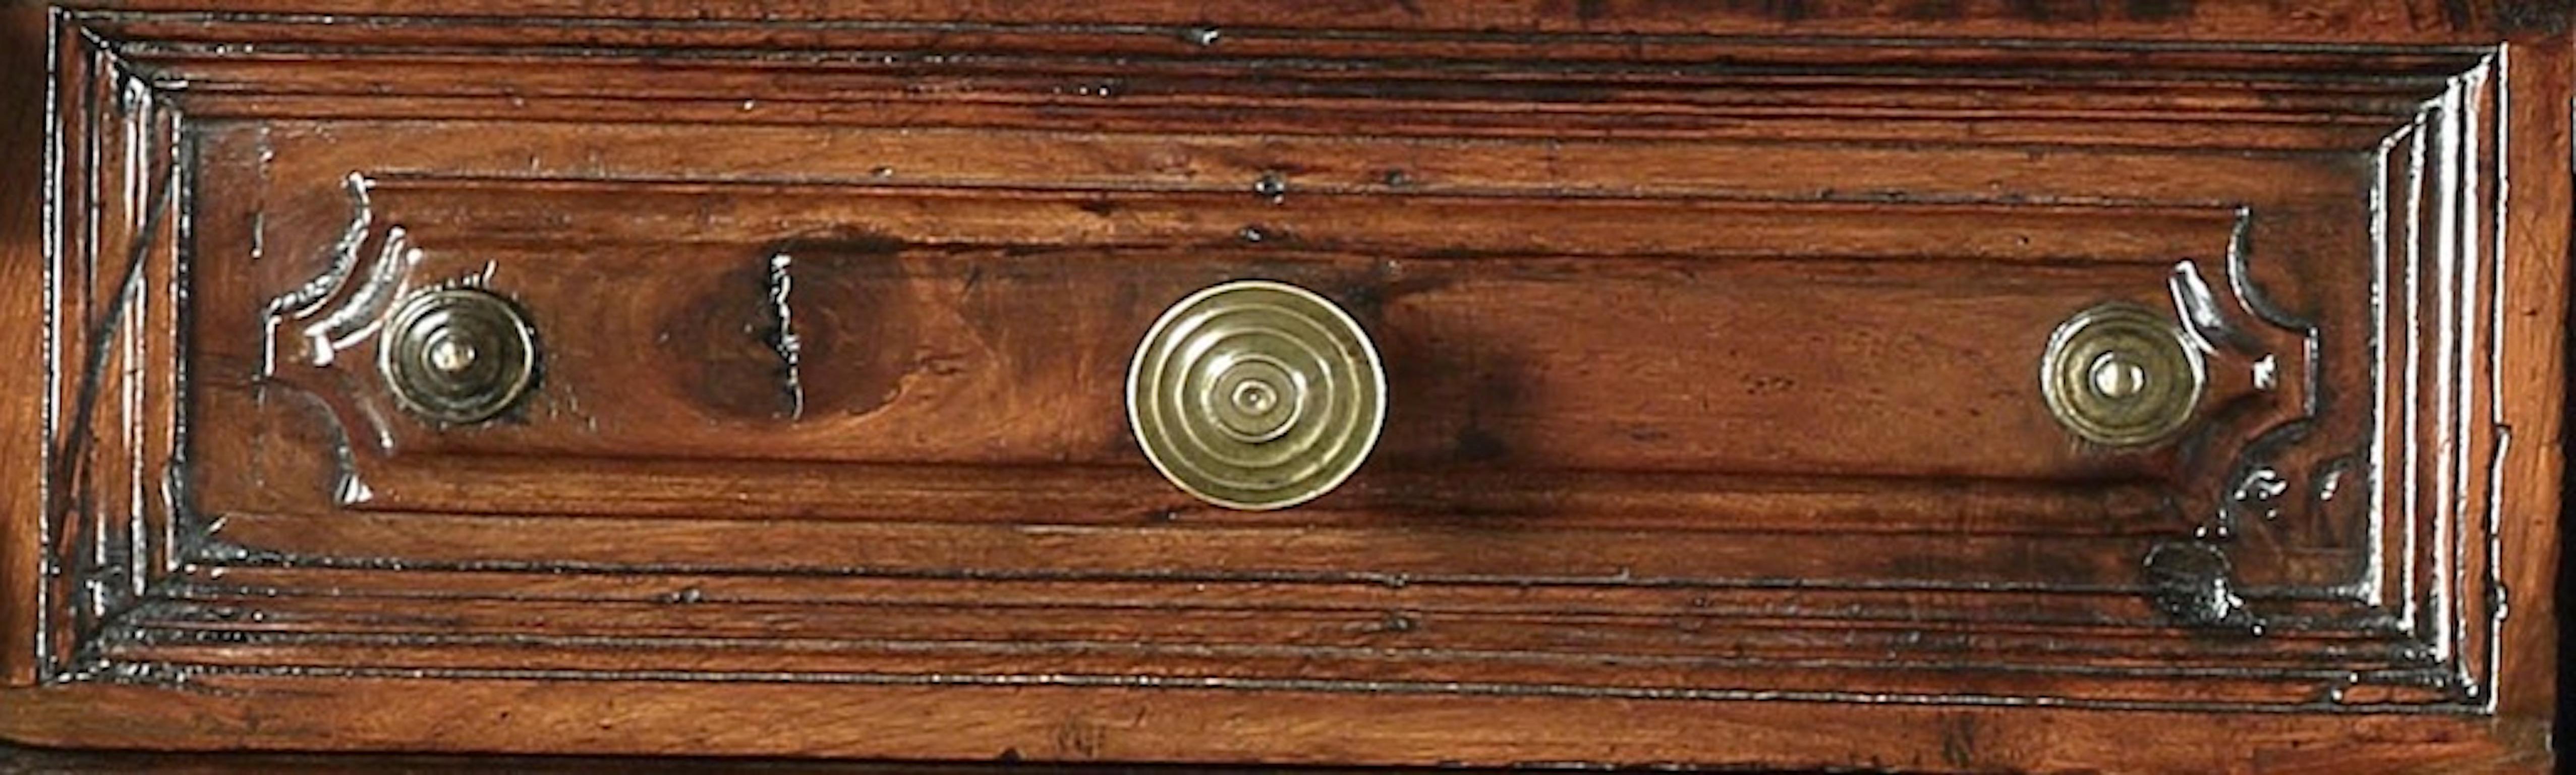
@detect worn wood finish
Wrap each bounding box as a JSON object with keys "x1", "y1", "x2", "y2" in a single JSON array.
[
  {"x1": 0, "y1": 1, "x2": 2566, "y2": 771},
  {"x1": 0, "y1": 747, "x2": 1449, "y2": 774}
]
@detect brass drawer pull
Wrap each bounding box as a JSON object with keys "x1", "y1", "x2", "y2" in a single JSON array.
[
  {"x1": 1128, "y1": 280, "x2": 1386, "y2": 510},
  {"x1": 379, "y1": 287, "x2": 539, "y2": 425},
  {"x1": 2039, "y1": 302, "x2": 2205, "y2": 448}
]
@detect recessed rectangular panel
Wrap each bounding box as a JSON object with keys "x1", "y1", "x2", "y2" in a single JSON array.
[{"x1": 8, "y1": 7, "x2": 2557, "y2": 771}]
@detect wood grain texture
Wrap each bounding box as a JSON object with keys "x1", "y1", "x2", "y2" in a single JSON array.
[
  {"x1": 0, "y1": 747, "x2": 1460, "y2": 775},
  {"x1": 0, "y1": 1, "x2": 51, "y2": 689},
  {"x1": 2487, "y1": 24, "x2": 2570, "y2": 731},
  {"x1": 40, "y1": 0, "x2": 2576, "y2": 42},
  {"x1": 0, "y1": 1, "x2": 2566, "y2": 771}
]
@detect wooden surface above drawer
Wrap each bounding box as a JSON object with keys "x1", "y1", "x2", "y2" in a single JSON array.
[{"x1": 0, "y1": 3, "x2": 2566, "y2": 772}]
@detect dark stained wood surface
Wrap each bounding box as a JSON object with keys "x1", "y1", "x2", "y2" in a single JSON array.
[
  {"x1": 0, "y1": 0, "x2": 52, "y2": 700},
  {"x1": 35, "y1": 0, "x2": 2576, "y2": 42},
  {"x1": 0, "y1": 1, "x2": 2566, "y2": 771}
]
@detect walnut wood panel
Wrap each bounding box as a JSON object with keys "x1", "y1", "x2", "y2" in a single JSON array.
[{"x1": 0, "y1": 2, "x2": 2565, "y2": 772}]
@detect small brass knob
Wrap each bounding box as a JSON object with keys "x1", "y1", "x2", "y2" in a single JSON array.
[
  {"x1": 379, "y1": 287, "x2": 538, "y2": 424},
  {"x1": 1128, "y1": 280, "x2": 1386, "y2": 510},
  {"x1": 2040, "y1": 303, "x2": 2204, "y2": 447}
]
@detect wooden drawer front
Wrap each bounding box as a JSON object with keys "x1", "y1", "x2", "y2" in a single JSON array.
[{"x1": 18, "y1": 6, "x2": 2564, "y2": 769}]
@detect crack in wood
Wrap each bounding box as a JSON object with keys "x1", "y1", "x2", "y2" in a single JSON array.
[{"x1": 766, "y1": 253, "x2": 805, "y2": 421}]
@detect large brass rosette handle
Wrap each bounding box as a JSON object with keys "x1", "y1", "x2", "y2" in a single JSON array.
[{"x1": 1128, "y1": 280, "x2": 1387, "y2": 510}]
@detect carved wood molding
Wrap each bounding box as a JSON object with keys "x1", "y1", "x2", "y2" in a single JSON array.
[{"x1": 33, "y1": 8, "x2": 2514, "y2": 720}]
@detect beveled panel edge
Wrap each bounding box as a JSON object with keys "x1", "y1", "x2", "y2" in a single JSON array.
[
  {"x1": 30, "y1": 12, "x2": 199, "y2": 686},
  {"x1": 91, "y1": 10, "x2": 2490, "y2": 151}
]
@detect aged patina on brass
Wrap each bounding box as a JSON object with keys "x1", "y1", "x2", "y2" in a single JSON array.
[
  {"x1": 1128, "y1": 280, "x2": 1386, "y2": 510},
  {"x1": 2040, "y1": 302, "x2": 2205, "y2": 448},
  {"x1": 379, "y1": 287, "x2": 539, "y2": 425}
]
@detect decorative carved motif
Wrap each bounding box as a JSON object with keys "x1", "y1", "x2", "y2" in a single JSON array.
[
  {"x1": 262, "y1": 173, "x2": 419, "y2": 375},
  {"x1": 2091, "y1": 252, "x2": 2315, "y2": 636},
  {"x1": 246, "y1": 172, "x2": 430, "y2": 507}
]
